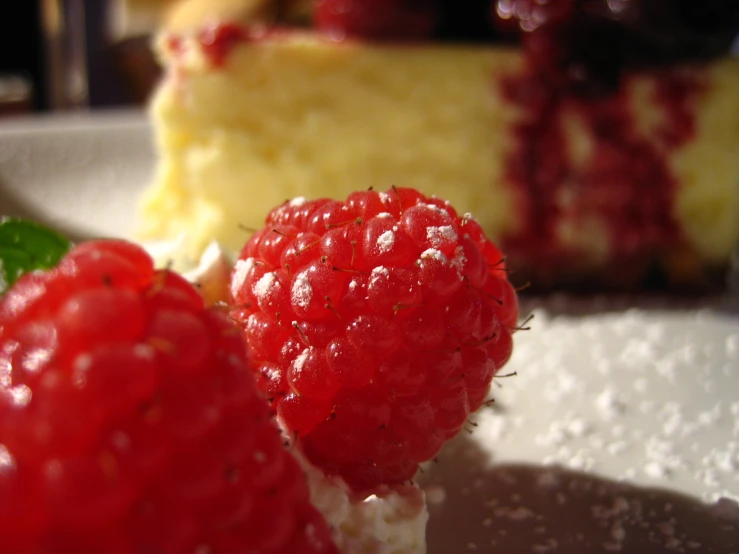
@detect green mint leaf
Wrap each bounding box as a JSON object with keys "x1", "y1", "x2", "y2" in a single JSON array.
[{"x1": 0, "y1": 218, "x2": 72, "y2": 295}]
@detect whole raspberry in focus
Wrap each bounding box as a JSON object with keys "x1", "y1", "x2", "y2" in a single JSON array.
[
  {"x1": 230, "y1": 187, "x2": 519, "y2": 490},
  {"x1": 0, "y1": 239, "x2": 338, "y2": 554}
]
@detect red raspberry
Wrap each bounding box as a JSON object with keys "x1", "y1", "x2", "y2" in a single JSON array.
[
  {"x1": 0, "y1": 239, "x2": 338, "y2": 554},
  {"x1": 230, "y1": 187, "x2": 518, "y2": 490}
]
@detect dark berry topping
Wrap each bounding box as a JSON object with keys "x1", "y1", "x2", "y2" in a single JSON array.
[
  {"x1": 492, "y1": 0, "x2": 739, "y2": 93},
  {"x1": 314, "y1": 0, "x2": 439, "y2": 41}
]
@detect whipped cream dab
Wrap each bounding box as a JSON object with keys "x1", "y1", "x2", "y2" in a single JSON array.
[
  {"x1": 297, "y1": 450, "x2": 428, "y2": 554},
  {"x1": 143, "y1": 234, "x2": 233, "y2": 305}
]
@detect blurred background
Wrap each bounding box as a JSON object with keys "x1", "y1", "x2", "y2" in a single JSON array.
[
  {"x1": 0, "y1": 0, "x2": 165, "y2": 115},
  {"x1": 2, "y1": 0, "x2": 738, "y2": 117}
]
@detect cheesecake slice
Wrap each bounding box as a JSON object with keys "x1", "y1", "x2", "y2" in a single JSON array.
[{"x1": 138, "y1": 5, "x2": 739, "y2": 289}]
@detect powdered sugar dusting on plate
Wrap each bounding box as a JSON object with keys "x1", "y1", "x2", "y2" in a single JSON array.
[
  {"x1": 467, "y1": 307, "x2": 739, "y2": 503},
  {"x1": 423, "y1": 303, "x2": 739, "y2": 553}
]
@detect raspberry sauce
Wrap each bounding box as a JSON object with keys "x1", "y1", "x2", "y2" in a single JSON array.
[
  {"x1": 195, "y1": 23, "x2": 293, "y2": 67},
  {"x1": 199, "y1": 23, "x2": 250, "y2": 66},
  {"x1": 491, "y1": 0, "x2": 723, "y2": 287},
  {"x1": 499, "y1": 67, "x2": 705, "y2": 287}
]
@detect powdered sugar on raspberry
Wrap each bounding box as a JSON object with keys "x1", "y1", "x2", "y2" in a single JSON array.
[
  {"x1": 230, "y1": 257, "x2": 254, "y2": 297},
  {"x1": 7, "y1": 385, "x2": 31, "y2": 408},
  {"x1": 254, "y1": 271, "x2": 277, "y2": 300},
  {"x1": 420, "y1": 249, "x2": 448, "y2": 264},
  {"x1": 450, "y1": 246, "x2": 466, "y2": 276},
  {"x1": 292, "y1": 269, "x2": 313, "y2": 309},
  {"x1": 370, "y1": 266, "x2": 390, "y2": 285},
  {"x1": 377, "y1": 230, "x2": 395, "y2": 253},
  {"x1": 293, "y1": 347, "x2": 310, "y2": 375},
  {"x1": 419, "y1": 203, "x2": 446, "y2": 213},
  {"x1": 426, "y1": 226, "x2": 457, "y2": 249}
]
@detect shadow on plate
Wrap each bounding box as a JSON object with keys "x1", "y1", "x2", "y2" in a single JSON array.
[
  {"x1": 518, "y1": 292, "x2": 739, "y2": 317},
  {"x1": 518, "y1": 290, "x2": 739, "y2": 319},
  {"x1": 0, "y1": 179, "x2": 95, "y2": 243},
  {"x1": 421, "y1": 431, "x2": 739, "y2": 554}
]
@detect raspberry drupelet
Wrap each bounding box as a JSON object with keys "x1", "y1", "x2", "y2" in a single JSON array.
[
  {"x1": 0, "y1": 239, "x2": 338, "y2": 554},
  {"x1": 229, "y1": 187, "x2": 519, "y2": 491}
]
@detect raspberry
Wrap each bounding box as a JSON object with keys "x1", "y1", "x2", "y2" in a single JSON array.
[
  {"x1": 230, "y1": 187, "x2": 518, "y2": 490},
  {"x1": 0, "y1": 239, "x2": 338, "y2": 554}
]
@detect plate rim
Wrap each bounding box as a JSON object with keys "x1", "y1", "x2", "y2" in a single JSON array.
[{"x1": 0, "y1": 107, "x2": 149, "y2": 134}]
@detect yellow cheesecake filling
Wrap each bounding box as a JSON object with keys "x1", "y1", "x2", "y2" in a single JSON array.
[{"x1": 139, "y1": 27, "x2": 739, "y2": 286}]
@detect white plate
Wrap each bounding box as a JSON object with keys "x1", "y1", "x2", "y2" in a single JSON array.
[
  {"x1": 0, "y1": 109, "x2": 153, "y2": 241},
  {"x1": 2, "y1": 112, "x2": 739, "y2": 553}
]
